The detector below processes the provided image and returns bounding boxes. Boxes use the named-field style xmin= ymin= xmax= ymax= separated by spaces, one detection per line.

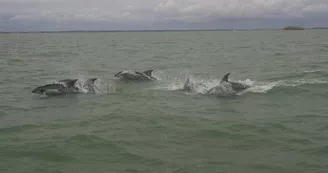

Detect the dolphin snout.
xmin=90 ymin=78 xmax=98 ymax=82
xmin=32 ymin=87 xmax=44 ymax=94
xmin=114 ymin=71 xmax=123 ymax=77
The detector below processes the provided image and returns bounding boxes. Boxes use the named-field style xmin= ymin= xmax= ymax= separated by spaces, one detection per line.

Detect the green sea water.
xmin=0 ymin=30 xmax=328 ymax=173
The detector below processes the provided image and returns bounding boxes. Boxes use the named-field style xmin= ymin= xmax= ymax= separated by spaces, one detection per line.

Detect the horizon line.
xmin=0 ymin=27 xmax=327 ymax=34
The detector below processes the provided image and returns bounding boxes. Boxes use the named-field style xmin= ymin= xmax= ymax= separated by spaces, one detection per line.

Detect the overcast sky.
xmin=1 ymin=0 xmax=328 ymax=31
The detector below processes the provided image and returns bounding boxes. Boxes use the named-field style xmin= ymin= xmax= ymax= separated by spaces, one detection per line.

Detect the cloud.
xmin=1 ymin=0 xmax=328 ymax=31
xmin=153 ymin=0 xmax=328 ymax=22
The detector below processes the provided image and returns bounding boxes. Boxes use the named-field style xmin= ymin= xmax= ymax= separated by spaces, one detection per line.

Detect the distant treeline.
xmin=282 ymin=26 xmax=328 ymax=30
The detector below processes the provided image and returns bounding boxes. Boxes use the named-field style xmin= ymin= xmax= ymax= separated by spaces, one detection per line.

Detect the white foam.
xmin=150 ymin=74 xmax=328 ymax=96
xmin=304 ymin=70 xmax=322 ymax=73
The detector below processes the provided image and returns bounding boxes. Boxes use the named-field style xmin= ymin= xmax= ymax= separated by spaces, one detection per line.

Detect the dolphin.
xmin=179 ymin=77 xmax=207 ymax=92
xmin=32 ymin=83 xmax=75 ymax=96
xmin=82 ymin=77 xmax=98 ymax=93
xmin=207 ymin=73 xmax=250 ymax=94
xmin=114 ymin=69 xmax=157 ymax=81
xmin=32 ymin=78 xmax=98 ymax=96
xmin=182 ymin=78 xmax=193 ymax=91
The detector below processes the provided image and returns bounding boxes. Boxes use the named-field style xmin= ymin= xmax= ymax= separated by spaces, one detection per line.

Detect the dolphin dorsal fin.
xmin=143 ymin=70 xmax=154 ymax=76
xmin=68 ymin=79 xmax=78 ymax=85
xmin=221 ymin=73 xmax=230 ymax=83
xmin=59 ymin=79 xmax=78 ymax=86
xmin=114 ymin=71 xmax=123 ymax=77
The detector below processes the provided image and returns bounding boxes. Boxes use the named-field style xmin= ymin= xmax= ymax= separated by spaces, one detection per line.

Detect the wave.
xmin=266 ymin=69 xmax=328 ymax=81
xmin=0 ymin=124 xmax=42 ymax=133
xmin=65 ymin=134 xmax=167 ymax=165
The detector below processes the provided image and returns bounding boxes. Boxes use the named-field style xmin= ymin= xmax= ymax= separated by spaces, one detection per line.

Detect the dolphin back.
xmin=58 ymin=79 xmax=78 ymax=87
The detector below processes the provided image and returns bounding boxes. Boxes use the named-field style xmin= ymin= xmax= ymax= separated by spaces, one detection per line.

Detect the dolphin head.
xmin=32 ymin=86 xmax=46 ymax=94
xmin=32 ymin=84 xmax=64 ymax=94
xmin=183 ymin=78 xmax=193 ymax=91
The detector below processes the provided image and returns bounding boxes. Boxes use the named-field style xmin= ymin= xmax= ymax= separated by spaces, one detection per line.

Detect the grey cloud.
xmin=1 ymin=0 xmax=328 ymax=31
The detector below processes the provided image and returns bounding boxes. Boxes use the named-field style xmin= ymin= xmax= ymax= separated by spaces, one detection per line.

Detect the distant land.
xmin=0 ymin=27 xmax=327 ymax=33
xmin=282 ymin=26 xmax=305 ymax=30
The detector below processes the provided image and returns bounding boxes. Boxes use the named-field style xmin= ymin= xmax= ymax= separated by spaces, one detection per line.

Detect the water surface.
xmin=1 ymin=30 xmax=328 ymax=173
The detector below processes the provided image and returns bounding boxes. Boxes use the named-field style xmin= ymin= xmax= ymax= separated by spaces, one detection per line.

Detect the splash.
xmin=151 ymin=73 xmax=328 ymax=96
xmin=153 ymin=74 xmax=250 ymax=96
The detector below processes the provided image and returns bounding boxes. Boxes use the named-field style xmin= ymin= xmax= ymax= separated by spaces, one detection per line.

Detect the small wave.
xmin=301 ymin=145 xmax=328 ymax=155
xmin=0 ymin=124 xmax=42 ymax=133
xmin=266 ymin=69 xmax=327 ymax=81
xmin=273 ymin=52 xmax=285 ymax=56
xmin=65 ymin=134 xmax=166 ymax=165
xmin=304 ymin=70 xmax=323 ymax=73
xmin=66 ymin=134 xmax=123 ymax=150
xmin=5 ymin=149 xmax=76 ymax=162
xmin=0 ymin=110 xmax=8 ymax=117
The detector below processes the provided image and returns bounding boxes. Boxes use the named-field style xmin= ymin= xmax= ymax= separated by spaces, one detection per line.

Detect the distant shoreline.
xmin=1 ymin=27 xmax=327 ymax=34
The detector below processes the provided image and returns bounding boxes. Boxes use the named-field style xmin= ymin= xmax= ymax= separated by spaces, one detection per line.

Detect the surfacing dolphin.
xmin=32 ymin=78 xmax=98 ymax=96
xmin=114 ymin=69 xmax=157 ymax=81
xmin=32 ymin=83 xmax=75 ymax=96
xmin=181 ymin=77 xmax=206 ymax=92
xmin=82 ymin=78 xmax=98 ymax=94
xmin=207 ymin=73 xmax=251 ymax=95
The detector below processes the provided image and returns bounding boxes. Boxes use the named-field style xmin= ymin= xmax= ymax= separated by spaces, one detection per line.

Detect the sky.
xmin=0 ymin=0 xmax=328 ymax=31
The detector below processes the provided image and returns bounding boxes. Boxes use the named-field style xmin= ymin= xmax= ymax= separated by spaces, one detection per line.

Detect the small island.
xmin=312 ymin=27 xmax=328 ymax=30
xmin=282 ymin=26 xmax=305 ymax=30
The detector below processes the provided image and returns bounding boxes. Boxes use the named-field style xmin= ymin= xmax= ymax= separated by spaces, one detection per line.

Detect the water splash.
xmin=151 ymin=73 xmax=328 ymax=96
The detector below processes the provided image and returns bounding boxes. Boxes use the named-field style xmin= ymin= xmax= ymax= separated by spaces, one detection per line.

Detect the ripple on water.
xmin=0 ymin=124 xmax=42 ymax=134
xmin=0 ymin=110 xmax=8 ymax=117
xmin=3 ymin=149 xmax=76 ymax=162
xmin=300 ymin=145 xmax=328 ymax=155
xmin=64 ymin=134 xmax=169 ymax=171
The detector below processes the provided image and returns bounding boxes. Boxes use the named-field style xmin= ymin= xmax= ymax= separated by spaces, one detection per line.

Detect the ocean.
xmin=0 ymin=30 xmax=328 ymax=173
